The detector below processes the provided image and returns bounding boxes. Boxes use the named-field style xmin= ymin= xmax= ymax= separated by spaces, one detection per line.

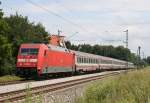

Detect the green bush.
xmin=77 ymin=68 xmax=150 ymax=103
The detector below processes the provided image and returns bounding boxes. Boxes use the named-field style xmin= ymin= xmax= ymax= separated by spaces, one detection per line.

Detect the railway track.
xmin=0 ymin=80 xmax=35 ymax=86
xmin=0 ymin=71 xmax=124 ymax=103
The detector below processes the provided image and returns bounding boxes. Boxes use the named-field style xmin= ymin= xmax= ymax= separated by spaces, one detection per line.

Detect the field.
xmin=0 ymin=75 xmax=23 ymax=83
xmin=76 ymin=67 xmax=150 ymax=103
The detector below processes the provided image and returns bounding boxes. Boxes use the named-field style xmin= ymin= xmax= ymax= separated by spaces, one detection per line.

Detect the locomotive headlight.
xmin=29 ymin=59 xmax=37 ymax=62
xmin=18 ymin=59 xmax=25 ymax=62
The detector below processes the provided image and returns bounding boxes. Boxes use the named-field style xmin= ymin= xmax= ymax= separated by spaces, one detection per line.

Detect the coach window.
xmin=85 ymin=58 xmax=87 ymax=63
xmin=96 ymin=59 xmax=98 ymax=63
xmin=84 ymin=58 xmax=86 ymax=63
xmin=82 ymin=58 xmax=84 ymax=63
xmin=81 ymin=57 xmax=83 ymax=63
xmin=98 ymin=59 xmax=100 ymax=64
xmin=94 ymin=59 xmax=96 ymax=63
xmin=89 ymin=59 xmax=91 ymax=64
xmin=88 ymin=58 xmax=90 ymax=63
xmin=81 ymin=58 xmax=83 ymax=63
xmin=78 ymin=57 xmax=80 ymax=63
xmin=83 ymin=58 xmax=85 ymax=63
xmin=80 ymin=58 xmax=82 ymax=63
xmin=79 ymin=58 xmax=81 ymax=63
xmin=91 ymin=59 xmax=93 ymax=64
xmin=101 ymin=59 xmax=103 ymax=64
xmin=77 ymin=57 xmax=79 ymax=63
xmin=101 ymin=59 xmax=105 ymax=64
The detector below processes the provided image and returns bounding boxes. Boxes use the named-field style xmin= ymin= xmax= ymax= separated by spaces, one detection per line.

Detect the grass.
xmin=0 ymin=75 xmax=23 ymax=83
xmin=76 ymin=67 xmax=150 ymax=103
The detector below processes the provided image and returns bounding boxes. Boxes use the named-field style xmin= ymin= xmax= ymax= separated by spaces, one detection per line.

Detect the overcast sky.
xmin=1 ymin=0 xmax=150 ymax=56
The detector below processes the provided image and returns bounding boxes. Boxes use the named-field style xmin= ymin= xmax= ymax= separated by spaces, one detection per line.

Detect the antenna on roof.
xmin=48 ymin=30 xmax=67 ymax=48
xmin=58 ymin=29 xmax=62 ymax=36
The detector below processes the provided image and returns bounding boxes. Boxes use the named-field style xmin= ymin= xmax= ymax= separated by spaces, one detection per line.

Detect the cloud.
xmin=2 ymin=0 xmax=150 ymax=56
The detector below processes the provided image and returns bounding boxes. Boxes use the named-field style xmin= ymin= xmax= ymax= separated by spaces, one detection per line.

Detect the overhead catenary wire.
xmin=24 ymin=0 xmax=110 ymax=40
xmin=24 ymin=0 xmax=124 ymax=44
xmin=25 ymin=0 xmax=94 ymax=34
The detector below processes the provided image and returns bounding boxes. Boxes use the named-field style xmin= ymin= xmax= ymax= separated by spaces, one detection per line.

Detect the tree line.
xmin=65 ymin=41 xmax=137 ymax=62
xmin=0 ymin=9 xmax=48 ymax=75
xmin=0 ymin=9 xmax=149 ymax=76
xmin=65 ymin=42 xmax=149 ymax=67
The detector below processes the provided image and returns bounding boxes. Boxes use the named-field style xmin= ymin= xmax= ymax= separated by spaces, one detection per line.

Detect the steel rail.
xmin=0 ymin=80 xmax=36 ymax=86
xmin=0 ymin=71 xmax=122 ymax=103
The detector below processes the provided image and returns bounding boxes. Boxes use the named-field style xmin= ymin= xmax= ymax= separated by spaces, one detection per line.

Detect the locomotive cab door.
xmin=43 ymin=50 xmax=48 ymax=73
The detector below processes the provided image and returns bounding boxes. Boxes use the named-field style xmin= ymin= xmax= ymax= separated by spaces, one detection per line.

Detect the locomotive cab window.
xmin=21 ymin=48 xmax=28 ymax=55
xmin=20 ymin=48 xmax=38 ymax=55
xmin=30 ymin=48 xmax=38 ymax=55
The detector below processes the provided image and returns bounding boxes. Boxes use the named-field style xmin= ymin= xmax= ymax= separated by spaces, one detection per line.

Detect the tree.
xmin=65 ymin=41 xmax=72 ymax=49
xmin=0 ymin=10 xmax=14 ymax=75
xmin=0 ymin=35 xmax=14 ymax=75
xmin=0 ymin=11 xmax=49 ymax=75
xmin=65 ymin=41 xmax=137 ymax=63
xmin=79 ymin=44 xmax=92 ymax=53
xmin=4 ymin=13 xmax=49 ymax=57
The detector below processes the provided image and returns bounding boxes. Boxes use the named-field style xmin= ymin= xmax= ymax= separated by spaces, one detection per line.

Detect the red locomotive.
xmin=16 ymin=35 xmax=134 ymax=78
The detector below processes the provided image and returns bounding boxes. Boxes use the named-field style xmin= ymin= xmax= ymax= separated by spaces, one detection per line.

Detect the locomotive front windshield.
xmin=21 ymin=48 xmax=39 ymax=55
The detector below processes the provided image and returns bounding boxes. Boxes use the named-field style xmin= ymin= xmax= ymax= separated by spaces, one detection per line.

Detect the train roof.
xmin=47 ymin=44 xmax=71 ymax=53
xmin=20 ymin=43 xmax=46 ymax=48
xmin=20 ymin=43 xmax=133 ymax=64
xmin=71 ymin=50 xmax=130 ymax=63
